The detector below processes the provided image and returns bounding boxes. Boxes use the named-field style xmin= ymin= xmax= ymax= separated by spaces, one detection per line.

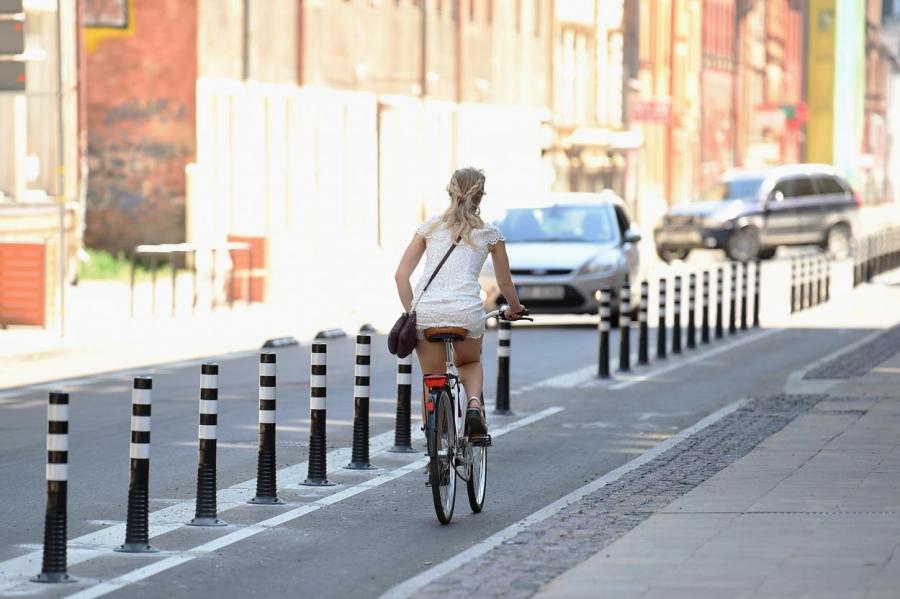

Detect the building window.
xmin=486 ymin=0 xmax=492 ymax=24
xmin=84 ymin=0 xmax=129 ymax=28
xmin=533 ymin=0 xmax=540 ymax=36
xmin=469 ymin=0 xmax=475 ymax=21
xmin=452 ymin=0 xmax=459 ymax=21
xmin=516 ymin=0 xmax=521 ymax=31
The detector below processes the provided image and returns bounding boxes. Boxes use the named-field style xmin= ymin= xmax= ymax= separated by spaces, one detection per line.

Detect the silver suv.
xmin=654 ymin=164 xmax=859 ymax=262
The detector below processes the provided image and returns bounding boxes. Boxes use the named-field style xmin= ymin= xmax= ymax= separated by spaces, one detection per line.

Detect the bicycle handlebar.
xmin=485 ymin=305 xmax=534 ymax=322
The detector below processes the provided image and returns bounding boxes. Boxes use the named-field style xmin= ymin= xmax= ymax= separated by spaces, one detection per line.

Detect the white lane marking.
xmin=0 ymin=365 xmax=555 ymax=590
xmin=63 ymin=407 xmax=564 ymax=599
xmin=784 ymin=326 xmax=895 ymax=394
xmin=0 ymin=427 xmax=409 ymax=591
xmin=379 ymin=399 xmax=748 ymax=599
xmin=607 ymin=328 xmax=784 ymax=390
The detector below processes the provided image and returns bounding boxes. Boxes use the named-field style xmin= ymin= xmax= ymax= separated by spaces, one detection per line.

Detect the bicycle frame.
xmin=423 ymin=339 xmax=470 ymax=479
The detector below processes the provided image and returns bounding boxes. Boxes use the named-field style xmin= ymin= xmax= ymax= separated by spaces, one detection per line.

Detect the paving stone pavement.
xmin=419 ymin=394 xmax=824 ymax=599
xmin=804 ymin=324 xmax=900 ymax=379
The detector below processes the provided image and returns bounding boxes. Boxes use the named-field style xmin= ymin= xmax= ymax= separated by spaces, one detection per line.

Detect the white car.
xmin=480 ymin=191 xmax=641 ymax=315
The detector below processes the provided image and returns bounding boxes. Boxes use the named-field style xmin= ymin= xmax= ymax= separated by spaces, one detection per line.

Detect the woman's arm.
xmin=490 ymin=241 xmax=525 ymax=318
xmin=395 ymin=234 xmax=427 ymax=312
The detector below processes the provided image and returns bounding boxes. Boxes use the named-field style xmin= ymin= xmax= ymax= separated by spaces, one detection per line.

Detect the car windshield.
xmin=698 ymin=178 xmax=763 ymax=202
xmin=496 ymin=205 xmax=616 ymax=243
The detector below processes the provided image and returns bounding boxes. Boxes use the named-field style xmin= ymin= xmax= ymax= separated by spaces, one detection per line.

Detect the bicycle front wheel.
xmin=428 ymin=388 xmax=457 ymax=524
xmin=466 ymin=444 xmax=487 ymax=512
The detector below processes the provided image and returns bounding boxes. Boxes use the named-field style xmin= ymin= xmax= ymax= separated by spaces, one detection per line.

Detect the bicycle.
xmin=421 ymin=306 xmax=533 ymax=524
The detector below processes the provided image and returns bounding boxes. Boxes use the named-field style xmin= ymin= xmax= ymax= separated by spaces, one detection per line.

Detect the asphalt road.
xmin=0 ymin=292 xmax=888 ymax=597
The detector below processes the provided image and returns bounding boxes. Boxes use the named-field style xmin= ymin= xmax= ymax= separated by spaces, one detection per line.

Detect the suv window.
xmin=812 ymin=176 xmax=847 ymax=195
xmin=773 ymin=177 xmax=817 ymax=199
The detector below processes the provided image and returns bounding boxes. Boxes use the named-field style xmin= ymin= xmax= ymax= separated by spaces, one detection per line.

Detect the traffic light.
xmin=0 ymin=0 xmax=25 ymax=92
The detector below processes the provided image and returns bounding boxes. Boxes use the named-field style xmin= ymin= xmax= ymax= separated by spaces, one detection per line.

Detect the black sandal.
xmin=466 ymin=397 xmax=488 ymax=437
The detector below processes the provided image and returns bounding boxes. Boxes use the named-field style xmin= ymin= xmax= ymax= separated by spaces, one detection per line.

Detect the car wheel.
xmin=757 ymin=247 xmax=777 ymax=260
xmin=825 ymin=225 xmax=851 ymax=260
xmin=656 ymin=247 xmax=691 ymax=263
xmin=726 ymin=228 xmax=760 ymax=262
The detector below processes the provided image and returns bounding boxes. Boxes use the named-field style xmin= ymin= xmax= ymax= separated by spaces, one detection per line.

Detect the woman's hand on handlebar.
xmin=503 ymin=305 xmax=530 ymax=321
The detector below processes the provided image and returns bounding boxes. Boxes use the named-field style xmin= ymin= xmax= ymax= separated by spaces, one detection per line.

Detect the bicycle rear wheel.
xmin=466 ymin=444 xmax=487 ymax=512
xmin=428 ymin=387 xmax=456 ymax=524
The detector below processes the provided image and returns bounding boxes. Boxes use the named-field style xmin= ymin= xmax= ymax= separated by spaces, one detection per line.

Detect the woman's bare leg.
xmin=414 ymin=338 xmax=446 ymax=423
xmin=453 ymin=337 xmax=484 ymax=407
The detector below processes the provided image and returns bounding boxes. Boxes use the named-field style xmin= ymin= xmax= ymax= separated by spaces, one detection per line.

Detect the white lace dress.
xmin=412 ymin=217 xmax=505 ymax=339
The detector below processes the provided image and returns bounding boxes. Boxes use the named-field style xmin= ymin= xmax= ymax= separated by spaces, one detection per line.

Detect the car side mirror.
xmin=623 ymin=229 xmax=642 ymax=245
xmin=768 ymin=190 xmax=784 ymax=205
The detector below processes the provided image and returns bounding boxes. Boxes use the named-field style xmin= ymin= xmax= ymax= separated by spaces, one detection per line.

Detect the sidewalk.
xmin=0 ymin=279 xmax=348 ymax=389
xmin=536 ymin=347 xmax=900 ymax=597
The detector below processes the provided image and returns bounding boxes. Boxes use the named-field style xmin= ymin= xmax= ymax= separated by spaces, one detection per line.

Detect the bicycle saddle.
xmin=424 ymin=326 xmax=468 ymax=342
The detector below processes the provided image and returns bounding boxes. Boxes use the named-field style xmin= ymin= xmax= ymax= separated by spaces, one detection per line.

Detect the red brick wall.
xmin=84 ymin=0 xmax=197 ymax=253
xmin=701 ymin=0 xmax=736 ymax=187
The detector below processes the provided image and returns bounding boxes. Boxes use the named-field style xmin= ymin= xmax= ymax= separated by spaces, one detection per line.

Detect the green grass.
xmin=79 ymin=249 xmax=131 ymax=280
xmin=79 ymin=249 xmax=171 ymax=282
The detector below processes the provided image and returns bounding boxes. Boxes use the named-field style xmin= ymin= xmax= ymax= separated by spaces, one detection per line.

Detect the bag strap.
xmin=411 ymin=235 xmax=462 ymax=311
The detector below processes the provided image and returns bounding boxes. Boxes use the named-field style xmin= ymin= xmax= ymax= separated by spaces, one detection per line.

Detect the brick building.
xmin=83 ymin=0 xmax=198 ymax=253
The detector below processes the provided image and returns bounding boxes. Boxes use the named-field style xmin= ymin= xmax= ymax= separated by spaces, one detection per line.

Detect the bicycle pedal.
xmin=470 ymin=433 xmax=492 ymax=447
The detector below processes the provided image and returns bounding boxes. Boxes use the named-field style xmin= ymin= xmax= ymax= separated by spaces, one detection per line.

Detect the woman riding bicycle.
xmin=394 ymin=167 xmax=527 ymax=436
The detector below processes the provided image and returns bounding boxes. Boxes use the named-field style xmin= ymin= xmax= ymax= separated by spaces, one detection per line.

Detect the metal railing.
xmin=129 ymin=242 xmax=254 ymax=318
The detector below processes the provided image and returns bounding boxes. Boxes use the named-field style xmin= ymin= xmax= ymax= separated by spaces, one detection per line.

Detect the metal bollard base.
xmin=387 ymin=445 xmax=419 ymax=453
xmin=247 ymin=496 xmax=284 ymax=505
xmin=114 ymin=542 xmax=159 ymax=553
xmin=31 ymin=572 xmax=77 ymax=584
xmin=187 ymin=516 xmax=227 ymax=527
xmin=300 ymin=478 xmax=336 ymax=487
xmin=344 ymin=462 xmax=377 ymax=470
xmin=492 ymin=408 xmax=513 ymax=416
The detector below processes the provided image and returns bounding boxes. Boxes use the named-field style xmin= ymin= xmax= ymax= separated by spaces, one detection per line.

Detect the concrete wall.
xmin=84 ymin=0 xmax=198 ymax=253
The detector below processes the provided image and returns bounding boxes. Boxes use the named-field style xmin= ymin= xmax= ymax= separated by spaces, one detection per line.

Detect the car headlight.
xmin=578 ymin=254 xmax=619 ymax=275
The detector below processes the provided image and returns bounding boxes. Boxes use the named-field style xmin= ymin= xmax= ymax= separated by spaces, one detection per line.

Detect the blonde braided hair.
xmin=431 ymin=167 xmax=486 ymax=245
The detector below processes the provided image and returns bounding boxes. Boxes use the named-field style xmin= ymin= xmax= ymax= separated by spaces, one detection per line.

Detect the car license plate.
xmin=517 ymin=285 xmax=565 ymax=300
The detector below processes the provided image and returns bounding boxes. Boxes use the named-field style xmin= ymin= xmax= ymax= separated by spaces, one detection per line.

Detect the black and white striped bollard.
xmin=389 ymin=355 xmax=417 ymax=452
xmin=806 ymin=256 xmax=815 ymax=308
xmin=701 ymin=270 xmax=710 ymax=343
xmin=790 ymin=259 xmax=797 ymax=313
xmin=816 ymin=256 xmax=823 ymax=305
xmin=598 ymin=288 xmax=611 ymax=378
xmin=728 ymin=264 xmax=737 ymax=334
xmin=31 ymin=392 xmax=75 ymax=583
xmin=715 ymin=267 xmax=724 ymax=339
xmin=753 ymin=259 xmax=761 ymax=327
xmin=304 ymin=343 xmax=333 ymax=486
xmin=249 ymin=353 xmax=282 ymax=504
xmin=686 ymin=273 xmax=696 ymax=349
xmin=801 ymin=256 xmax=809 ymax=309
xmin=347 ymin=335 xmax=375 ymax=470
xmin=189 ymin=363 xmax=225 ymax=525
xmin=740 ymin=262 xmax=748 ymax=330
xmin=672 ymin=275 xmax=682 ymax=354
xmin=495 ymin=320 xmax=512 ymax=414
xmin=619 ymin=280 xmax=631 ymax=372
xmin=638 ymin=281 xmax=649 ymax=366
xmin=116 ymin=377 xmax=157 ymax=553
xmin=657 ymin=278 xmax=667 ymax=359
